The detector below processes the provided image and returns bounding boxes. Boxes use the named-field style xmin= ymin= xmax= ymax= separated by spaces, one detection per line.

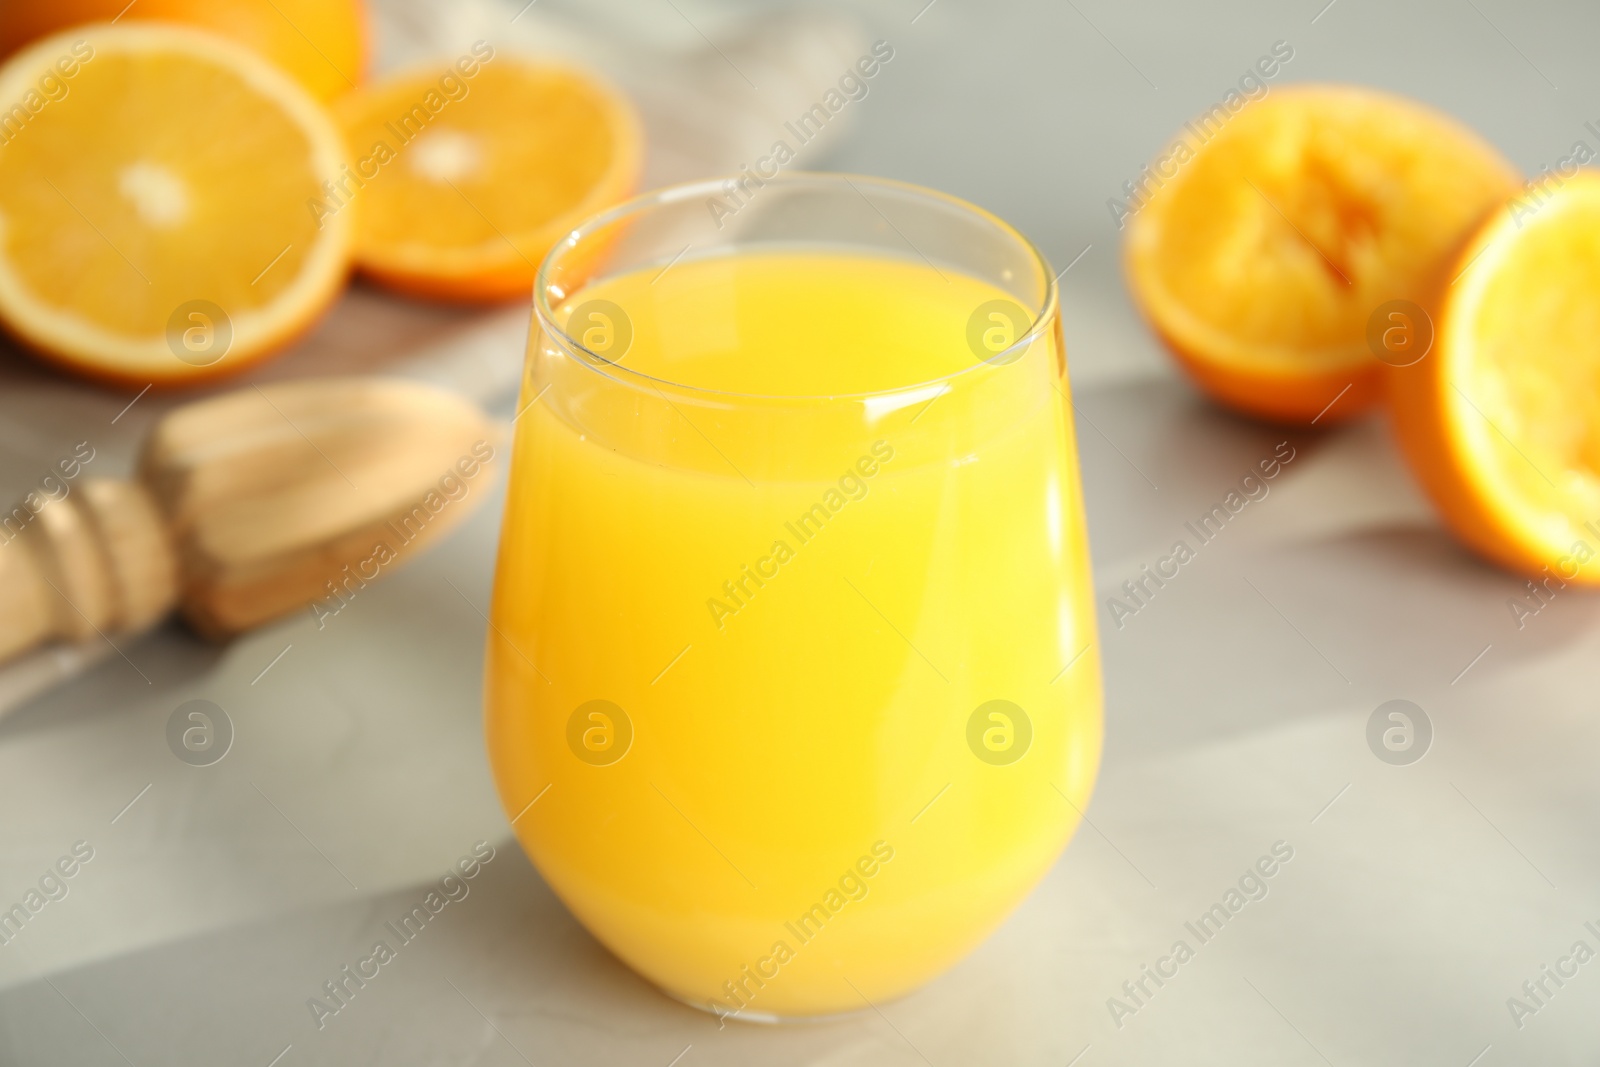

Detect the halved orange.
xmin=0 ymin=24 xmax=353 ymax=386
xmin=335 ymin=57 xmax=642 ymax=303
xmin=1125 ymin=84 xmax=1520 ymax=425
xmin=1388 ymin=172 xmax=1600 ymax=584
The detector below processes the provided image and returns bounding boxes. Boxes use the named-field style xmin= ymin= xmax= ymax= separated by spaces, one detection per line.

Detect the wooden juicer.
xmin=0 ymin=377 xmax=499 ymax=697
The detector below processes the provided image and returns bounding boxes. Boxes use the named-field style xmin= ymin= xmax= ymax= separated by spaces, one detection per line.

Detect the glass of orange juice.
xmin=485 ymin=174 xmax=1101 ymax=1020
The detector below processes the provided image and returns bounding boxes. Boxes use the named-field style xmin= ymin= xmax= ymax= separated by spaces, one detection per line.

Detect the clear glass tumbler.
xmin=485 ymin=173 xmax=1101 ymax=1020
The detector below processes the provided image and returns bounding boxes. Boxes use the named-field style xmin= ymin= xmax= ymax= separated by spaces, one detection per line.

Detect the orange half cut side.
xmin=1126 ymin=84 xmax=1520 ymax=425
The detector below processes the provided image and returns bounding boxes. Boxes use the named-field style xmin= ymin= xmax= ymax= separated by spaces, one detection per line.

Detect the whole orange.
xmin=0 ymin=0 xmax=366 ymax=101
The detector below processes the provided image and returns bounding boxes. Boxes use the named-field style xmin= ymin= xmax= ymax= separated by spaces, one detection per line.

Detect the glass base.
xmin=664 ymin=987 xmax=870 ymax=1027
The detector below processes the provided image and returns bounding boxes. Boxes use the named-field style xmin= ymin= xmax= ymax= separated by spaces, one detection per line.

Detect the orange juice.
xmin=486 ymin=246 xmax=1101 ymax=1018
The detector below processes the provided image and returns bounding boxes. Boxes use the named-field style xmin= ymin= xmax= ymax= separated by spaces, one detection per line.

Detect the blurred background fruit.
xmin=0 ymin=0 xmax=366 ymax=101
xmin=1125 ymin=84 xmax=1521 ymax=426
xmin=335 ymin=58 xmax=641 ymax=302
xmin=1388 ymin=171 xmax=1600 ymax=584
xmin=0 ymin=24 xmax=353 ymax=386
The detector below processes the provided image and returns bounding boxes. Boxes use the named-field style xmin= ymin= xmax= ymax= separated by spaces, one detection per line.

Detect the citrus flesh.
xmin=0 ymin=24 xmax=352 ymax=385
xmin=336 ymin=59 xmax=642 ymax=302
xmin=1390 ymin=172 xmax=1600 ymax=583
xmin=1126 ymin=84 xmax=1520 ymax=424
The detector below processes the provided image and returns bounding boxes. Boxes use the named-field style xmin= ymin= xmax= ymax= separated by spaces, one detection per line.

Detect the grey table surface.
xmin=4 ymin=0 xmax=1600 ymax=1063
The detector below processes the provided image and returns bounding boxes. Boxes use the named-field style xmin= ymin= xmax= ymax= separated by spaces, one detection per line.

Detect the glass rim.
xmin=532 ymin=172 xmax=1060 ymax=403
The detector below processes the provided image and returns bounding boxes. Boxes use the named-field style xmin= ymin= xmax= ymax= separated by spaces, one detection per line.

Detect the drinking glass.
xmin=485 ymin=173 xmax=1101 ymax=1019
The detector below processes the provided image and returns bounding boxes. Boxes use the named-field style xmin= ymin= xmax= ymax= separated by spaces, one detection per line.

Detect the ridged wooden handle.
xmin=0 ymin=377 xmax=497 ymax=669
xmin=0 ymin=480 xmax=177 ymax=662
